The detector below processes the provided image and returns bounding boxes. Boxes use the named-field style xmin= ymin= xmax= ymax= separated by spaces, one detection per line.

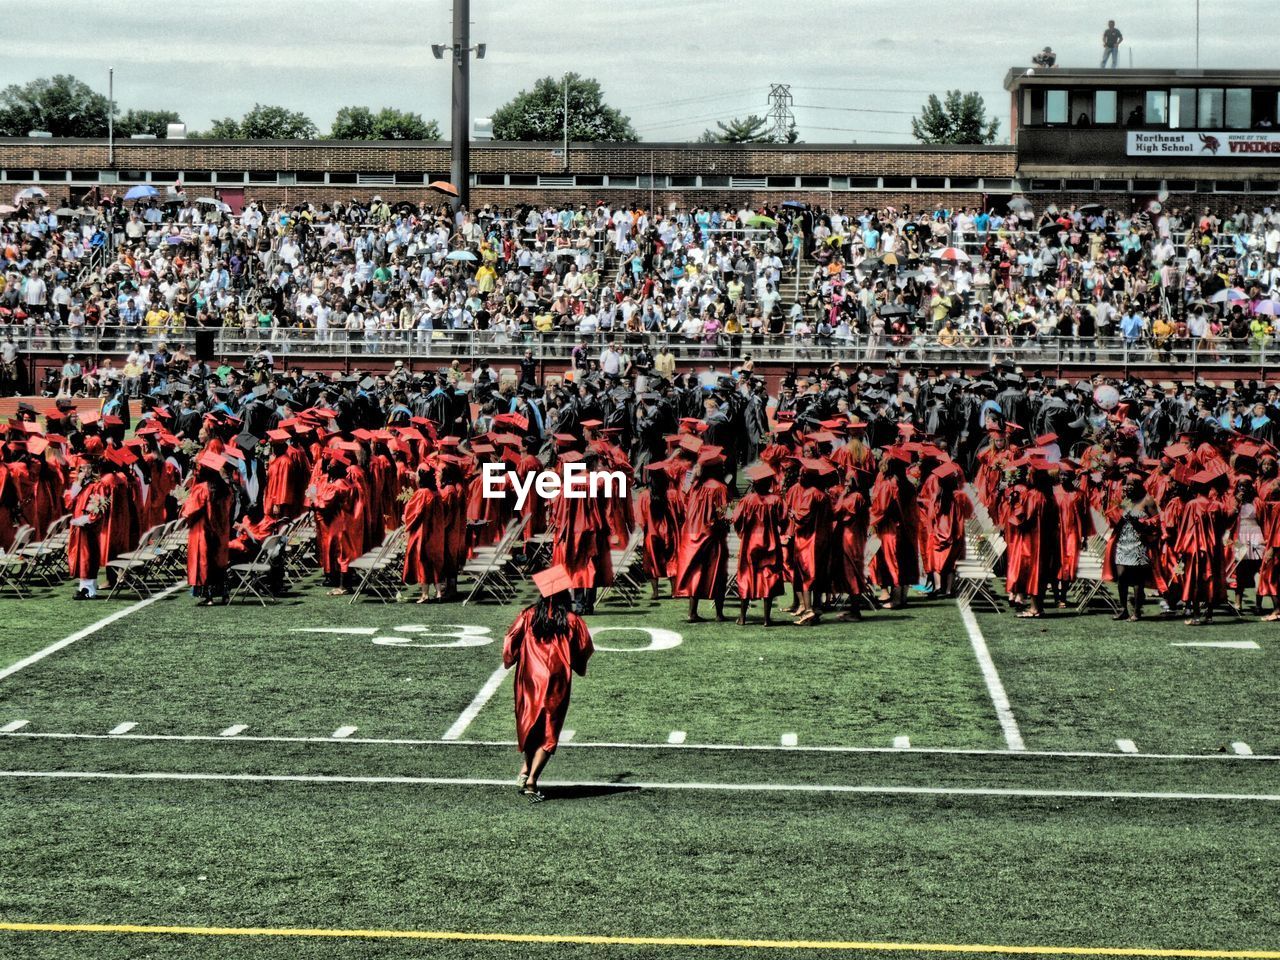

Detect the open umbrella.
xmin=1211 ymin=288 xmax=1247 ymax=304
xmin=553 ymin=248 xmax=582 ymax=258
xmin=780 ymin=200 xmax=807 ymax=209
xmin=1252 ymin=300 xmax=1280 ymax=316
xmin=1077 ymin=203 xmax=1104 ymax=214
xmin=124 ymin=184 xmax=158 ymax=200
xmin=745 ymin=214 xmax=777 ymax=228
xmin=428 ymin=180 xmax=460 ymax=197
xmin=446 ymin=250 xmax=477 ymax=262
xmin=53 ymin=207 xmax=75 ymax=216
xmin=13 ymin=186 xmax=46 ymax=203
xmin=932 ymin=247 xmax=970 ymax=262
xmin=1007 ymin=197 xmax=1033 ymax=214
xmin=0 ymin=204 xmax=15 ymax=214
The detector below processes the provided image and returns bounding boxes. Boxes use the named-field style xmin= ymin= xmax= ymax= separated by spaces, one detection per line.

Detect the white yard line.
xmin=219 ymin=725 xmax=248 ymax=738
xmin=4 ymin=729 xmax=1279 ymax=763
xmin=0 ymin=720 xmax=28 ymax=733
xmin=441 ymin=666 xmax=509 ymax=741
xmin=0 ymin=582 xmax=184 ymax=684
xmin=957 ymin=602 xmax=1026 ymax=751
xmin=2 ymin=767 xmax=1277 ymax=803
xmin=667 ymin=730 xmax=687 ymax=745
xmin=331 ymin=726 xmax=358 ymax=739
xmin=108 ymin=723 xmax=136 ymax=736
xmin=560 ymin=729 xmax=575 ymax=743
xmin=1232 ymin=742 xmax=1254 ymax=756
xmin=1117 ymin=739 xmax=1139 ymax=754
xmin=893 ymin=736 xmax=911 ymax=750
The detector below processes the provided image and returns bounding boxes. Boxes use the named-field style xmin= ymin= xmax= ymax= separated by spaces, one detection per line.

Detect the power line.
xmin=793 ymin=103 xmax=916 ymax=116
xmin=632 ymin=105 xmax=761 ymax=130
xmin=804 ymin=124 xmax=909 ymax=136
xmin=792 ymin=84 xmax=939 ymax=95
xmin=626 ymin=90 xmax=751 ymax=113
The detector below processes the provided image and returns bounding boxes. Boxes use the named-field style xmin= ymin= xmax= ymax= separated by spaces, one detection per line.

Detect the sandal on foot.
xmin=523 ymin=788 xmax=547 ymax=804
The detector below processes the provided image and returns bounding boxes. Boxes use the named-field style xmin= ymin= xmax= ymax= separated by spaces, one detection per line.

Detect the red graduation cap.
xmin=744 ymin=463 xmax=775 ymax=482
xmin=26 ymin=437 xmax=49 ymax=456
xmin=558 ymin=450 xmax=585 ymax=463
xmin=532 ymin=564 xmax=574 ymax=597
xmin=679 ymin=435 xmax=704 ymax=453
xmin=935 ymin=461 xmax=964 ymax=480
xmin=799 ymin=457 xmax=836 ymax=477
xmin=808 ymin=431 xmax=837 ymax=443
xmin=1035 ymin=433 xmax=1059 ymax=446
xmin=19 ymin=421 xmax=42 ymax=435
xmin=773 ymin=422 xmax=795 ymax=434
xmin=104 ymin=447 xmax=136 ymax=466
xmin=1163 ymin=443 xmax=1191 ymax=460
xmin=645 ymin=460 xmax=673 ymax=473
xmin=352 ymin=428 xmax=374 ymax=441
xmin=198 ymin=452 xmax=227 ymax=471
xmin=470 ymin=442 xmax=495 ymax=455
xmin=79 ymin=410 xmax=102 ymax=425
xmin=581 ymin=419 xmax=604 ymax=429
xmin=494 ymin=413 xmax=529 ymax=432
xmin=267 ymin=429 xmax=291 ymax=443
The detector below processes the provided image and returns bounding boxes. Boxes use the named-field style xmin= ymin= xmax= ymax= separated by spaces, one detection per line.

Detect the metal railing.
xmin=9 ymin=325 xmax=1280 ymax=374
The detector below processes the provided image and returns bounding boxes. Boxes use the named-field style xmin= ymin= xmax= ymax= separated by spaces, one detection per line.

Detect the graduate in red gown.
xmin=438 ymin=459 xmax=469 ymax=601
xmin=401 ymin=467 xmax=446 ymax=603
xmin=869 ymin=449 xmax=920 ymax=609
xmin=1052 ymin=465 xmax=1092 ymax=606
xmin=503 ymin=564 xmax=594 ymax=804
xmin=673 ymin=450 xmax=730 ymax=622
xmin=830 ymin=470 xmax=871 ymax=620
xmin=1005 ymin=464 xmax=1059 ymax=618
xmin=924 ymin=462 xmax=973 ymax=599
xmin=785 ymin=458 xmax=834 ymax=625
xmin=549 ymin=451 xmax=613 ymax=615
xmin=635 ymin=461 xmax=679 ymax=599
xmin=262 ymin=430 xmax=308 ymax=520
xmin=308 ymin=454 xmax=362 ymax=595
xmin=65 ymin=458 xmax=110 ymax=599
xmin=732 ymin=463 xmax=787 ymax=625
xmin=1255 ymin=484 xmax=1280 ymax=620
xmin=181 ymin=451 xmax=233 ymax=605
xmin=1174 ymin=467 xmax=1230 ymax=625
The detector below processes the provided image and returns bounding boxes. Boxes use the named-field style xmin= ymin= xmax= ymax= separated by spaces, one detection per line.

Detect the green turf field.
xmin=2 ymin=578 xmax=1279 ymax=958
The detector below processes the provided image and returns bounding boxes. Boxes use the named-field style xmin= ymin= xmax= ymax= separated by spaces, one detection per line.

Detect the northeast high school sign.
xmin=1127 ymin=131 xmax=1280 ymax=156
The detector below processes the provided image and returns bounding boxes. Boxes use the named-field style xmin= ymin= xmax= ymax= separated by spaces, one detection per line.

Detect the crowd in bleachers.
xmin=5 ymin=189 xmax=1280 ymax=398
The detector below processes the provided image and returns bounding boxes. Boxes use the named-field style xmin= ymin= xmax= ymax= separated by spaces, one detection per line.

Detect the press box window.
xmin=475 ymin=173 xmax=505 ymax=186
xmin=1226 ymin=89 xmax=1251 ymax=129
xmin=1045 ymin=90 xmax=1069 ymax=125
xmin=1197 ymin=89 xmax=1224 ymax=129
xmin=667 ymin=176 xmax=696 ymax=187
xmin=1144 ymin=90 xmax=1168 ymax=125
xmin=1094 ymin=90 xmax=1118 ymax=125
xmin=1169 ymin=88 xmax=1196 ymax=128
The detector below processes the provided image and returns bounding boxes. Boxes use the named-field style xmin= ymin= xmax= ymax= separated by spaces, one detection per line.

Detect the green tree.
xmin=0 ymin=74 xmax=110 ymax=137
xmin=196 ymin=103 xmax=317 ymax=140
xmin=329 ymin=106 xmax=440 ymax=140
xmin=911 ymin=90 xmax=1000 ymax=145
xmin=699 ymin=114 xmax=797 ymax=144
xmin=117 ymin=109 xmax=182 ymax=139
xmin=491 ymin=73 xmax=635 ymax=141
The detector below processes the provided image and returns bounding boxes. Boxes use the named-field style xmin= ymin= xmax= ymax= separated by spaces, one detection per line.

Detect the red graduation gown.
xmin=1054 ymin=488 xmax=1092 ymax=581
xmin=502 ymin=606 xmax=593 ymax=754
xmin=673 ymin=478 xmax=729 ymax=599
xmin=869 ymin=474 xmax=920 ymax=587
xmin=1005 ymin=487 xmax=1056 ymax=597
xmin=550 ymin=488 xmax=613 ymax=590
xmin=1255 ymin=497 xmax=1280 ymax=597
xmin=785 ymin=484 xmax=831 ymax=592
xmin=635 ymin=487 xmax=678 ymax=580
xmin=66 ymin=479 xmax=108 ymax=579
xmin=830 ymin=490 xmax=870 ymax=595
xmin=402 ymin=488 xmax=445 ymax=586
xmin=310 ymin=476 xmax=360 ymax=574
xmin=927 ymin=489 xmax=973 ymax=577
xmin=181 ymin=481 xmax=231 ymax=587
xmin=732 ymin=490 xmax=787 ymax=599
xmin=1174 ymin=495 xmax=1228 ymax=605
xmin=263 ymin=447 xmax=307 ymax=520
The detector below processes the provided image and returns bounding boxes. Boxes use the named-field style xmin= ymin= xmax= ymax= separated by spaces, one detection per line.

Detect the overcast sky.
xmin=5 ymin=0 xmax=1270 ymax=142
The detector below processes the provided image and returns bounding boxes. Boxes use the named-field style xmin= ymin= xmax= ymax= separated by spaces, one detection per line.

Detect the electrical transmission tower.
xmin=766 ymin=83 xmax=795 ymax=142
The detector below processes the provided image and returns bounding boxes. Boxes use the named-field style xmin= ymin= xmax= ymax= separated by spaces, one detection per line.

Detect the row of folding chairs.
xmin=596 ymin=527 xmax=645 ymax=607
xmin=0 ymin=515 xmax=77 ymax=597
xmin=462 ymin=515 xmax=531 ymax=605
xmin=347 ymin=525 xmax=409 ymax=605
xmin=958 ymin=487 xmax=1008 ymax=612
xmin=106 ymin=519 xmax=189 ymax=600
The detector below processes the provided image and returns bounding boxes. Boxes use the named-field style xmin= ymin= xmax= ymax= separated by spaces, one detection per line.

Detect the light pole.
xmin=431 ymin=0 xmax=485 ymax=211
xmin=1195 ymin=0 xmax=1200 ymax=68
xmin=108 ymin=66 xmax=114 ymax=168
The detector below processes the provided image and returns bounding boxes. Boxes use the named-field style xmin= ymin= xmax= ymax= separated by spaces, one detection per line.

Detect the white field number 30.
xmin=295 ymin=624 xmax=682 ymax=652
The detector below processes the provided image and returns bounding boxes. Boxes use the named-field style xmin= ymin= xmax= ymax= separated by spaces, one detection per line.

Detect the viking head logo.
xmin=1199 ymin=134 xmax=1222 ymax=154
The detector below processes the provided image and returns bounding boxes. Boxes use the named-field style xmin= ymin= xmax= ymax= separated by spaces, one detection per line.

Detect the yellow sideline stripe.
xmin=0 ymin=921 xmax=1278 ymax=957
